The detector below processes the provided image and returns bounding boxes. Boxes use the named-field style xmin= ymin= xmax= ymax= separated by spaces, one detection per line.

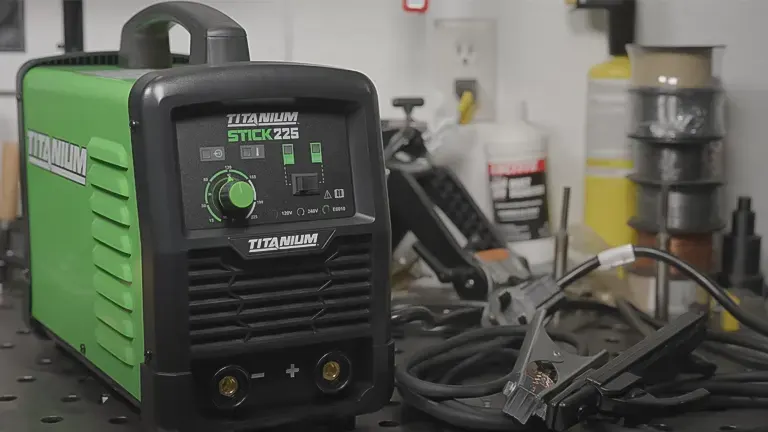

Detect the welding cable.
xmin=613 ymin=295 xmax=768 ymax=369
xmin=394 ymin=325 xmax=586 ymax=430
xmin=390 ymin=305 xmax=484 ymax=330
xmin=631 ymin=246 xmax=768 ymax=338
xmin=560 ymin=245 xmax=768 ymax=338
xmin=565 ymin=298 xmax=768 ymax=369
xmin=651 ymin=381 xmax=768 ymax=407
xmin=648 ymin=371 xmax=768 ymax=395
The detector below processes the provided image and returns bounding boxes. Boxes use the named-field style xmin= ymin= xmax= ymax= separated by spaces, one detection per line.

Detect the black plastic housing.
xmin=17 ymin=51 xmax=392 ymax=431
xmin=129 ymin=62 xmax=393 ymax=431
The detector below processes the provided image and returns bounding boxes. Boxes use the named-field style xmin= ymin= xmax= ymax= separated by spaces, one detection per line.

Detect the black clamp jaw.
xmin=502 ymin=309 xmax=712 ymax=431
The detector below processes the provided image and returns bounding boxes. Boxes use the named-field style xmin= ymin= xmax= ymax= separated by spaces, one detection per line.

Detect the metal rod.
xmin=655 ymin=184 xmax=671 ymax=321
xmin=553 ymin=187 xmax=571 ymax=280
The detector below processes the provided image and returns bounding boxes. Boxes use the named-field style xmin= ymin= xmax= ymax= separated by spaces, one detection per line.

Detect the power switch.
xmin=292 ymin=173 xmax=320 ymax=196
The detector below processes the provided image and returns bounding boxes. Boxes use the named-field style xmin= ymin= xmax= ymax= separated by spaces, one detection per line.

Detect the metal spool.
xmin=628 ymin=88 xmax=725 ymax=141
xmin=632 ymin=184 xmax=723 ymax=233
xmin=632 ymin=140 xmax=723 ymax=183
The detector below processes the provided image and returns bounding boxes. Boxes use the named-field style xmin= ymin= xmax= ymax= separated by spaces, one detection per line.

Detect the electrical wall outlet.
xmin=431 ymin=19 xmax=498 ymax=122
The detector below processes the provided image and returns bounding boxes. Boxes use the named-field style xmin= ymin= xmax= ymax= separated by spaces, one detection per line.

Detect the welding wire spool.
xmin=631 ymin=140 xmax=724 ymax=184
xmin=630 ymin=183 xmax=723 ymax=233
xmin=627 ymin=88 xmax=725 ymax=141
xmin=631 ymin=231 xmax=715 ymax=278
xmin=628 ymin=45 xmax=720 ymax=89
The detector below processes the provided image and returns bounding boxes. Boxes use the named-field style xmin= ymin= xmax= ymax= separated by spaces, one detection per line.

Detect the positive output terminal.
xmin=314 ymin=351 xmax=353 ymax=395
xmin=211 ymin=365 xmax=250 ymax=409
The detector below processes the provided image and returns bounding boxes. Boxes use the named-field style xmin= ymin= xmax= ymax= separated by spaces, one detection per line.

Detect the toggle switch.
xmin=292 ymin=173 xmax=320 ymax=196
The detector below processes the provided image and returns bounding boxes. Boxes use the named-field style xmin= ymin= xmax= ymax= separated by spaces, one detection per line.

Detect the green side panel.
xmin=23 ymin=66 xmax=144 ymax=400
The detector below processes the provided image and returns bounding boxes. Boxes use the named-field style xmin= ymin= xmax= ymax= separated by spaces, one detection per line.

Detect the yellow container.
xmin=584 ymin=56 xmax=636 ymax=247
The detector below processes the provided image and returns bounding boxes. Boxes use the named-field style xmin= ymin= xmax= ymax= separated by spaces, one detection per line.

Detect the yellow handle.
xmin=458 ymin=91 xmax=476 ymax=125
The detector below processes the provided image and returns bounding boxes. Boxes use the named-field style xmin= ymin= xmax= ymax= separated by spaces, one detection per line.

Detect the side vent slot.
xmin=188 ymin=235 xmax=374 ymax=355
xmin=87 ymin=137 xmax=137 ymax=367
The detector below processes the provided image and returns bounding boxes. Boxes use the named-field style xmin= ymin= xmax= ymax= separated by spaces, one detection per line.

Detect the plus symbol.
xmin=286 ymin=364 xmax=300 ymax=378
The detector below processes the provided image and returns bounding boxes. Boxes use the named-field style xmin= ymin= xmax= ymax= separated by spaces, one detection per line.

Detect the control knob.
xmin=218 ymin=180 xmax=255 ymax=216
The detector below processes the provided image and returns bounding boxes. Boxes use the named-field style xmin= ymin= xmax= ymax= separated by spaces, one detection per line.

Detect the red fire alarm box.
xmin=403 ymin=0 xmax=428 ymax=13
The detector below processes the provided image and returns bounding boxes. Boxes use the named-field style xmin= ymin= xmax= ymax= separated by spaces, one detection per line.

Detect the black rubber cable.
xmin=620 ymin=297 xmax=768 ymax=370
xmin=615 ymin=296 xmax=768 ymax=368
xmin=394 ymin=247 xmax=768 ymax=428
xmin=633 ymin=247 xmax=768 ymax=338
xmin=661 ymin=382 xmax=768 ymax=398
xmin=394 ymin=325 xmax=585 ymax=430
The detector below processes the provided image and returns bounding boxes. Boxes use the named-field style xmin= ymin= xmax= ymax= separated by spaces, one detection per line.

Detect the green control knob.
xmin=218 ymin=180 xmax=255 ymax=213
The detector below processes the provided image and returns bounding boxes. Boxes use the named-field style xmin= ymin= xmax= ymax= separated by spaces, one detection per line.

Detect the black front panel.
xmin=176 ymin=105 xmax=356 ymax=230
xmin=129 ymin=62 xmax=392 ymax=430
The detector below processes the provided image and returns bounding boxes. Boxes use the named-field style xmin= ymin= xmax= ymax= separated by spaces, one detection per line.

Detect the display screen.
xmin=175 ymin=106 xmax=356 ymax=230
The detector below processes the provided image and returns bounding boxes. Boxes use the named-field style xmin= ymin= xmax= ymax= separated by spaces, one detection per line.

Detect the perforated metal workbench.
xmin=0 ymin=284 xmax=765 ymax=432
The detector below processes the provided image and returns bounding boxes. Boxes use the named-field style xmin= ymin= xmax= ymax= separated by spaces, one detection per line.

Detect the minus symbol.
xmin=251 ymin=372 xmax=265 ymax=379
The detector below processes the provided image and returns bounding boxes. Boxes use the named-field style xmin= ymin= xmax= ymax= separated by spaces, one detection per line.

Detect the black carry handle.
xmin=118 ymin=1 xmax=250 ymax=69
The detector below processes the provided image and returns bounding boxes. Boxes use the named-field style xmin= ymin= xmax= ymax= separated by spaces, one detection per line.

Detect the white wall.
xmin=82 ymin=0 xmax=428 ymax=120
xmin=1 ymin=0 xmax=768 ymax=270
xmin=0 ymin=0 xmax=63 ymax=142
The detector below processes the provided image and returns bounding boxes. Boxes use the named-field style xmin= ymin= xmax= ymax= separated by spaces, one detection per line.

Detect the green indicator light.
xmin=310 ymin=142 xmax=323 ymax=164
xmin=282 ymin=144 xmax=295 ymax=165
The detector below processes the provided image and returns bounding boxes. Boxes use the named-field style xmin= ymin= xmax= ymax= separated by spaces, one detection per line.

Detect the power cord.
xmin=395 ymin=245 xmax=768 ymax=430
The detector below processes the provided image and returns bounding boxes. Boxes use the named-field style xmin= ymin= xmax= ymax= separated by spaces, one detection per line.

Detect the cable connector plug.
xmin=597 ymin=244 xmax=636 ymax=270
xmin=482 ymin=275 xmax=564 ymax=326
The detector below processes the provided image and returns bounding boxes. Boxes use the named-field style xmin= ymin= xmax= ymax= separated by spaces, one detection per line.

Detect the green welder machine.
xmin=17 ymin=2 xmax=393 ymax=430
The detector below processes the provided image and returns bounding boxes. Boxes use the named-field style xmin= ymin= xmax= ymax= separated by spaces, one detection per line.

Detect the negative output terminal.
xmin=211 ymin=365 xmax=250 ymax=409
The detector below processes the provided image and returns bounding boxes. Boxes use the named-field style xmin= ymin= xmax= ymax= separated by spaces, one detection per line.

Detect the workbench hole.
xmin=61 ymin=394 xmax=79 ymax=403
xmin=41 ymin=416 xmax=63 ymax=424
xmin=720 ymin=427 xmax=737 ymax=431
xmin=394 ymin=347 xmax=404 ymax=354
xmin=109 ymin=416 xmax=129 ymax=425
xmin=16 ymin=328 xmax=31 ymax=335
xmin=1 ymin=342 xmax=14 ymax=349
xmin=386 ymin=400 xmax=401 ymax=407
xmin=650 ymin=424 xmax=672 ymax=431
xmin=0 ymin=395 xmax=17 ymax=402
xmin=604 ymin=336 xmax=621 ymax=344
xmin=379 ymin=420 xmax=400 ymax=428
xmin=38 ymin=358 xmax=53 ymax=365
xmin=17 ymin=375 xmax=36 ymax=383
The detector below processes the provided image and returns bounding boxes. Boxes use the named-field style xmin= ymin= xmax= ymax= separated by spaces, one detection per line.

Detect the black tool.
xmin=719 ymin=196 xmax=764 ymax=294
xmin=385 ymin=98 xmax=530 ymax=300
xmin=502 ymin=309 xmax=710 ymax=431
